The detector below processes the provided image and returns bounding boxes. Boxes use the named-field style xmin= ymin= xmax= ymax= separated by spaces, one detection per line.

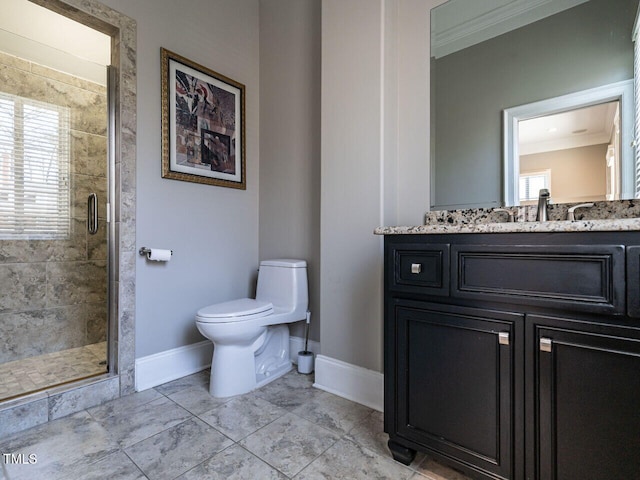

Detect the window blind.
xmin=519 ymin=172 xmax=549 ymax=202
xmin=633 ymin=5 xmax=640 ymax=198
xmin=0 ymin=92 xmax=70 ymax=239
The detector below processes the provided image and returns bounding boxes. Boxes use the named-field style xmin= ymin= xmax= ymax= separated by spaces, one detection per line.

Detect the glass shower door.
xmin=0 ymin=44 xmax=109 ymax=401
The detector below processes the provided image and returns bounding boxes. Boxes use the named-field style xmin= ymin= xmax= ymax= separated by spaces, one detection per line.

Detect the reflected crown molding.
xmin=431 ymin=0 xmax=588 ymax=59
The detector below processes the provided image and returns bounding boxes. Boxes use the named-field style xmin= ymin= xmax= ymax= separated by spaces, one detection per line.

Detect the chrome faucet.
xmin=567 ymin=202 xmax=594 ymax=221
xmin=536 ymin=189 xmax=550 ymax=221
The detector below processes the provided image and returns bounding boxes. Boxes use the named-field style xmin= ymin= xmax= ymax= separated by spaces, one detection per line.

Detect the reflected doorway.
xmin=518 ymin=101 xmax=620 ymax=204
xmin=503 ymin=80 xmax=634 ymax=206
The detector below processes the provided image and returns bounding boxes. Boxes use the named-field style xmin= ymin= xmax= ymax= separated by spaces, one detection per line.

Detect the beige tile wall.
xmin=0 ymin=50 xmax=108 ymax=364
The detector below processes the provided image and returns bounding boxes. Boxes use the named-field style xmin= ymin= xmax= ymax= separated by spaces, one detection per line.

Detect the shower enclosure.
xmin=0 ymin=33 xmax=110 ymax=401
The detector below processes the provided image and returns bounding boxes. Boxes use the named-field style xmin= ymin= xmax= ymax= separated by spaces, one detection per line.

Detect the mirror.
xmin=430 ymin=0 xmax=637 ymax=210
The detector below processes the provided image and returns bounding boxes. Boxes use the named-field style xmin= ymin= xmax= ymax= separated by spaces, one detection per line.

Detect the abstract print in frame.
xmin=161 ymin=48 xmax=246 ymax=189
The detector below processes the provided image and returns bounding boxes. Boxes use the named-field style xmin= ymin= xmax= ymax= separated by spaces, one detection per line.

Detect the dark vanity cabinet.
xmin=530 ymin=316 xmax=640 ymax=480
xmin=391 ymin=301 xmax=521 ymax=479
xmin=384 ymin=232 xmax=640 ymax=480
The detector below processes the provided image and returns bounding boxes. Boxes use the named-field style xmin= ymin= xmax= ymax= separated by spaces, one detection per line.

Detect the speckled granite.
xmin=375 ymin=200 xmax=640 ymax=235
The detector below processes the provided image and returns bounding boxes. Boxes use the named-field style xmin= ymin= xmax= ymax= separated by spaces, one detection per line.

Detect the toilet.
xmin=195 ymin=259 xmax=308 ymax=397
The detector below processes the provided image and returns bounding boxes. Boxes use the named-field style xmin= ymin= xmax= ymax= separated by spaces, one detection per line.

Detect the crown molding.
xmin=432 ymin=0 xmax=588 ymax=59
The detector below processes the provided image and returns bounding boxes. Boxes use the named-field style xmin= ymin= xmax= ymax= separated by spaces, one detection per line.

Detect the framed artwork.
xmin=161 ymin=48 xmax=246 ymax=189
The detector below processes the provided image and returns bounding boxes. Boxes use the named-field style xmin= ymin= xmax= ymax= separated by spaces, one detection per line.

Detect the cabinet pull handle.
xmin=498 ymin=332 xmax=510 ymax=346
xmin=540 ymin=337 xmax=552 ymax=353
xmin=411 ymin=263 xmax=422 ymax=274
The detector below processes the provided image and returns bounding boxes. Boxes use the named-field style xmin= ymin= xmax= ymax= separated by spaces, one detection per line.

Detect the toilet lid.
xmin=196 ymin=298 xmax=273 ymax=322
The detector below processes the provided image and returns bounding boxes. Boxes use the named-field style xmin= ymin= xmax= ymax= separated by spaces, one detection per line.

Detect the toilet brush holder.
xmin=298 ymin=310 xmax=314 ymax=374
xmin=297 ymin=350 xmax=314 ymax=374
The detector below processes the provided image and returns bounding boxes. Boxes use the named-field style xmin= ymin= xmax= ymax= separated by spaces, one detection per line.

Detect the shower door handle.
xmin=88 ymin=193 xmax=98 ymax=235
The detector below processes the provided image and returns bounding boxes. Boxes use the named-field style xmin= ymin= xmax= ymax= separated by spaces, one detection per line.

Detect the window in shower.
xmin=0 ymin=93 xmax=70 ymax=240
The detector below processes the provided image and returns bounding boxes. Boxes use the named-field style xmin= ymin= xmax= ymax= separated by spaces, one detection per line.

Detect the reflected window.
xmin=0 ymin=92 xmax=70 ymax=239
xmin=519 ymin=170 xmax=550 ymax=202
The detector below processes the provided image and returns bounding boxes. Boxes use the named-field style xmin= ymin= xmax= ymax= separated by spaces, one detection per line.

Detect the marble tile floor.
xmin=0 ymin=342 xmax=107 ymax=402
xmin=0 ymin=370 xmax=471 ymax=480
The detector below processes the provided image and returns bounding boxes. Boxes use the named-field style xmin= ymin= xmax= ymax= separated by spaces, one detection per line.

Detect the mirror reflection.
xmin=430 ymin=0 xmax=637 ymax=210
xmin=503 ymin=79 xmax=634 ymax=205
xmin=519 ymin=101 xmax=619 ymax=204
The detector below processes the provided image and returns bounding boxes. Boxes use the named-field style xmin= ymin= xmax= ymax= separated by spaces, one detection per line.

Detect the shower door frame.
xmin=0 ymin=0 xmax=137 ymax=428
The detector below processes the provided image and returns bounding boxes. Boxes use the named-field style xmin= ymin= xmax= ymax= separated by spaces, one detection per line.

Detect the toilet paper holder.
xmin=139 ymin=247 xmax=173 ymax=256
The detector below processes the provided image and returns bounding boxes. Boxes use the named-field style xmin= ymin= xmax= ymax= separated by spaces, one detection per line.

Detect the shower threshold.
xmin=0 ymin=342 xmax=107 ymax=402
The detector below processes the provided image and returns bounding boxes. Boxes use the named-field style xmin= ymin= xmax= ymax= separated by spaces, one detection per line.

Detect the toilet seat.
xmin=196 ymin=298 xmax=273 ymax=323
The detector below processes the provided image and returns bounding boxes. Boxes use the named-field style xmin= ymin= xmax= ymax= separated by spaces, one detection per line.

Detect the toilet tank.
xmin=256 ymin=259 xmax=308 ymax=314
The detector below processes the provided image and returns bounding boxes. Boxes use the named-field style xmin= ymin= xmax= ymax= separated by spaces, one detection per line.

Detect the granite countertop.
xmin=375 ymin=218 xmax=640 ymax=235
xmin=375 ymin=200 xmax=640 ymax=235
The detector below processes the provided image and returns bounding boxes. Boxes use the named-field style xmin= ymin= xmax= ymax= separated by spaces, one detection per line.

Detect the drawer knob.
xmin=411 ymin=263 xmax=422 ymax=274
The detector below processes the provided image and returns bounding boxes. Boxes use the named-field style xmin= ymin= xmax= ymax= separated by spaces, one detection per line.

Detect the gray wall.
xmin=98 ymin=0 xmax=261 ymax=358
xmin=99 ymin=0 xmax=322 ymax=358
xmin=30 ymin=0 xmax=437 ymax=379
xmin=258 ymin=0 xmax=321 ymax=342
xmin=321 ymin=0 xmax=386 ymax=372
xmin=432 ymin=0 xmax=635 ymax=210
xmin=321 ymin=0 xmax=436 ymax=372
xmin=0 ymin=51 xmax=107 ymax=363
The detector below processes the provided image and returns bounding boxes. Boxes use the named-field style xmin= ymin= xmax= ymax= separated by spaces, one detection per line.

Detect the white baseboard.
xmin=135 ymin=336 xmax=322 ymax=391
xmin=135 ymin=340 xmax=212 ymax=391
xmin=313 ymin=355 xmax=383 ymax=412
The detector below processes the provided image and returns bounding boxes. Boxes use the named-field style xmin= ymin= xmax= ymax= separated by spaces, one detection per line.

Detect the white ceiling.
xmin=518 ymin=101 xmax=618 ymax=156
xmin=0 ymin=0 xmax=110 ymax=84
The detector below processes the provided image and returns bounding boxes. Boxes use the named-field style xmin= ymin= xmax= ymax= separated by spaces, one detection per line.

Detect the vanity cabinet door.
xmin=393 ymin=301 xmax=522 ymax=480
xmin=532 ymin=318 xmax=640 ymax=480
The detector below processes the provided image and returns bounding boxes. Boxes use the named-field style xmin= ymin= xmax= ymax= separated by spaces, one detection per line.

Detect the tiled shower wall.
xmin=0 ymin=50 xmax=108 ymax=364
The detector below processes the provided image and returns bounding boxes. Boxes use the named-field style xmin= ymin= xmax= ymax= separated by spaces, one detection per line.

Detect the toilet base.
xmin=208 ymin=324 xmax=292 ymax=397
xmin=256 ymin=362 xmax=292 ymax=389
xmin=255 ymin=324 xmax=291 ymax=384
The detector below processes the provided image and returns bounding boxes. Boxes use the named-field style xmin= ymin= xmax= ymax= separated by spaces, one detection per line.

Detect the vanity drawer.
xmin=452 ymin=244 xmax=625 ymax=314
xmin=389 ymin=244 xmax=450 ymax=296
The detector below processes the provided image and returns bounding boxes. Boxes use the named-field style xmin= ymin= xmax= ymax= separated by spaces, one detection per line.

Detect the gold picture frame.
xmin=161 ymin=48 xmax=246 ymax=189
